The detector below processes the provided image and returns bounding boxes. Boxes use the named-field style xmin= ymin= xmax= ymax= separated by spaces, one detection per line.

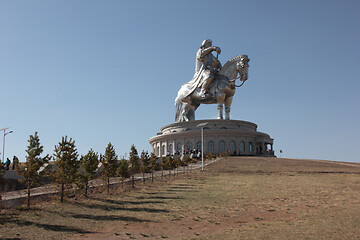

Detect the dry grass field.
xmin=1 ymin=157 xmax=360 ymax=240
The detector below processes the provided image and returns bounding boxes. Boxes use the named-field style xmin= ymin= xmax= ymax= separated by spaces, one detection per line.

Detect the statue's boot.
xmin=199 ymin=89 xmax=206 ymax=98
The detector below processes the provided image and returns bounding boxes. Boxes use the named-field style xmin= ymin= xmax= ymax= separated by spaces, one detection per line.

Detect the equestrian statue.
xmin=175 ymin=39 xmax=250 ymax=122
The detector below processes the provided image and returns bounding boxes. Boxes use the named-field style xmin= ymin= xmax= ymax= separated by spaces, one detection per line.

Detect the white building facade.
xmin=149 ymin=119 xmax=274 ymax=157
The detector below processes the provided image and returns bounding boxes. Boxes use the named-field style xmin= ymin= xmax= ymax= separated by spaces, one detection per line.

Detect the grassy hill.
xmin=1 ymin=157 xmax=360 ymax=239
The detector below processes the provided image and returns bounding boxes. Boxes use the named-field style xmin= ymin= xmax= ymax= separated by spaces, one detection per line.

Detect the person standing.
xmin=5 ymin=158 xmax=10 ymax=170
xmin=12 ymin=156 xmax=18 ymax=170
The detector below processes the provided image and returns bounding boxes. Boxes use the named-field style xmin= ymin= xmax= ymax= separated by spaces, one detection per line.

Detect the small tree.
xmin=18 ymin=132 xmax=50 ymax=207
xmin=53 ymin=136 xmax=79 ymax=203
xmin=174 ymin=157 xmax=181 ymax=176
xmin=180 ymin=157 xmax=187 ymax=174
xmin=0 ymin=162 xmax=4 ymax=183
xmin=101 ymin=143 xmax=118 ymax=195
xmin=206 ymin=152 xmax=217 ymax=160
xmin=183 ymin=155 xmax=192 ymax=173
xmin=117 ymin=158 xmax=130 ymax=189
xmin=166 ymin=156 xmax=174 ymax=176
xmin=0 ymin=162 xmax=5 ymax=201
xmin=77 ymin=149 xmax=99 ymax=198
xmin=220 ymin=149 xmax=230 ymax=158
xmin=140 ymin=150 xmax=150 ymax=183
xmin=160 ymin=156 xmax=166 ymax=179
xmin=129 ymin=144 xmax=140 ymax=188
xmin=149 ymin=152 xmax=157 ymax=183
xmin=225 ymin=149 xmax=231 ymax=157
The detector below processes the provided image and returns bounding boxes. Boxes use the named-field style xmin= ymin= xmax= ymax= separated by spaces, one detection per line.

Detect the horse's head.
xmin=236 ymin=55 xmax=250 ymax=82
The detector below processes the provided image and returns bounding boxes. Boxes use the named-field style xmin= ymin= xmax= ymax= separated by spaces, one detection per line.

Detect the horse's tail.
xmin=175 ymin=96 xmax=184 ymax=122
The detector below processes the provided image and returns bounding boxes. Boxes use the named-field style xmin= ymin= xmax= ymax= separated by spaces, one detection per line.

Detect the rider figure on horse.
xmin=196 ymin=39 xmax=222 ymax=97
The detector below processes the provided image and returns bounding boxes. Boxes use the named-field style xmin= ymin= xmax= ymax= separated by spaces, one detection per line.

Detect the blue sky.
xmin=1 ymin=0 xmax=359 ymax=162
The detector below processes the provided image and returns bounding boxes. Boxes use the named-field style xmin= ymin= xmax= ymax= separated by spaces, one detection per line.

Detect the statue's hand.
xmin=215 ymin=47 xmax=221 ymax=54
xmin=211 ymin=46 xmax=218 ymax=52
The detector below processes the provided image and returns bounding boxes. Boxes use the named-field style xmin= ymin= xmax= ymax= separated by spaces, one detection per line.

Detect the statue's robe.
xmin=178 ymin=49 xmax=220 ymax=100
xmin=175 ymin=49 xmax=220 ymax=122
xmin=177 ymin=66 xmax=205 ymax=101
xmin=174 ymin=66 xmax=204 ymax=122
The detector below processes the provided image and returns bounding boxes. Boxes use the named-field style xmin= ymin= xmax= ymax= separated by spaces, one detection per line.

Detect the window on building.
xmin=177 ymin=143 xmax=182 ymax=153
xmin=186 ymin=142 xmax=192 ymax=152
xmin=208 ymin=141 xmax=214 ymax=153
xmin=162 ymin=145 xmax=165 ymax=156
xmin=249 ymin=142 xmax=253 ymax=153
xmin=240 ymin=141 xmax=245 ymax=152
xmin=197 ymin=141 xmax=202 ymax=151
xmin=168 ymin=143 xmax=173 ymax=155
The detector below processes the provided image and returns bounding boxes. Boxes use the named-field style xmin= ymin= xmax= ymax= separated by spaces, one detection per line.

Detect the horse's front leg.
xmin=217 ymin=93 xmax=225 ymax=119
xmin=224 ymin=96 xmax=233 ymax=120
xmin=187 ymin=107 xmax=196 ymax=121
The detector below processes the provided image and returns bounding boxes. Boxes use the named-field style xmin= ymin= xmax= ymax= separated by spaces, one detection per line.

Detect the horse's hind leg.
xmin=181 ymin=98 xmax=197 ymax=121
xmin=187 ymin=107 xmax=196 ymax=121
xmin=224 ymin=96 xmax=233 ymax=120
xmin=188 ymin=104 xmax=199 ymax=121
xmin=217 ymin=104 xmax=223 ymax=119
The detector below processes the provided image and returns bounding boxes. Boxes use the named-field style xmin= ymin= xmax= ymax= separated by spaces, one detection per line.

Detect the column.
xmin=262 ymin=142 xmax=265 ymax=155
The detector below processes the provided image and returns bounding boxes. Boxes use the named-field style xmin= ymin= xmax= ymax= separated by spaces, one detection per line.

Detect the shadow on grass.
xmin=165 ymin=189 xmax=199 ymax=193
xmin=67 ymin=201 xmax=169 ymax=213
xmin=136 ymin=195 xmax=184 ymax=200
xmin=90 ymin=197 xmax=165 ymax=205
xmin=144 ymin=191 xmax=177 ymax=195
xmin=0 ymin=214 xmax=14 ymax=225
xmin=36 ymin=208 xmax=69 ymax=219
xmin=167 ymin=186 xmax=195 ymax=190
xmin=172 ymin=183 xmax=196 ymax=187
xmin=71 ymin=213 xmax=151 ymax=222
xmin=11 ymin=219 xmax=94 ymax=234
xmin=127 ymin=207 xmax=169 ymax=213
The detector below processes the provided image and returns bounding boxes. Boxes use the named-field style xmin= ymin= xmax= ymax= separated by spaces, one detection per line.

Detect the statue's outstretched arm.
xmin=199 ymin=46 xmax=221 ymax=58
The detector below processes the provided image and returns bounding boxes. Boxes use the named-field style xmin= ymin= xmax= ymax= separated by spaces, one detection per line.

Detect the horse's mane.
xmin=219 ymin=55 xmax=245 ymax=77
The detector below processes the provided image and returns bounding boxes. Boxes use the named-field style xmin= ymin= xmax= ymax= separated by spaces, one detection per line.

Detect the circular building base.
xmin=149 ymin=119 xmax=274 ymax=157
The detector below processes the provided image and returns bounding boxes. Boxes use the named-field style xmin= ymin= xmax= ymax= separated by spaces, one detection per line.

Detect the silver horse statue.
xmin=175 ymin=55 xmax=249 ymax=122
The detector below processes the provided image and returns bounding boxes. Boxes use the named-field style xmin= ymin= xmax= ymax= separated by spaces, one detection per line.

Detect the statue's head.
xmin=201 ymin=39 xmax=212 ymax=48
xmin=237 ymin=55 xmax=249 ymax=81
